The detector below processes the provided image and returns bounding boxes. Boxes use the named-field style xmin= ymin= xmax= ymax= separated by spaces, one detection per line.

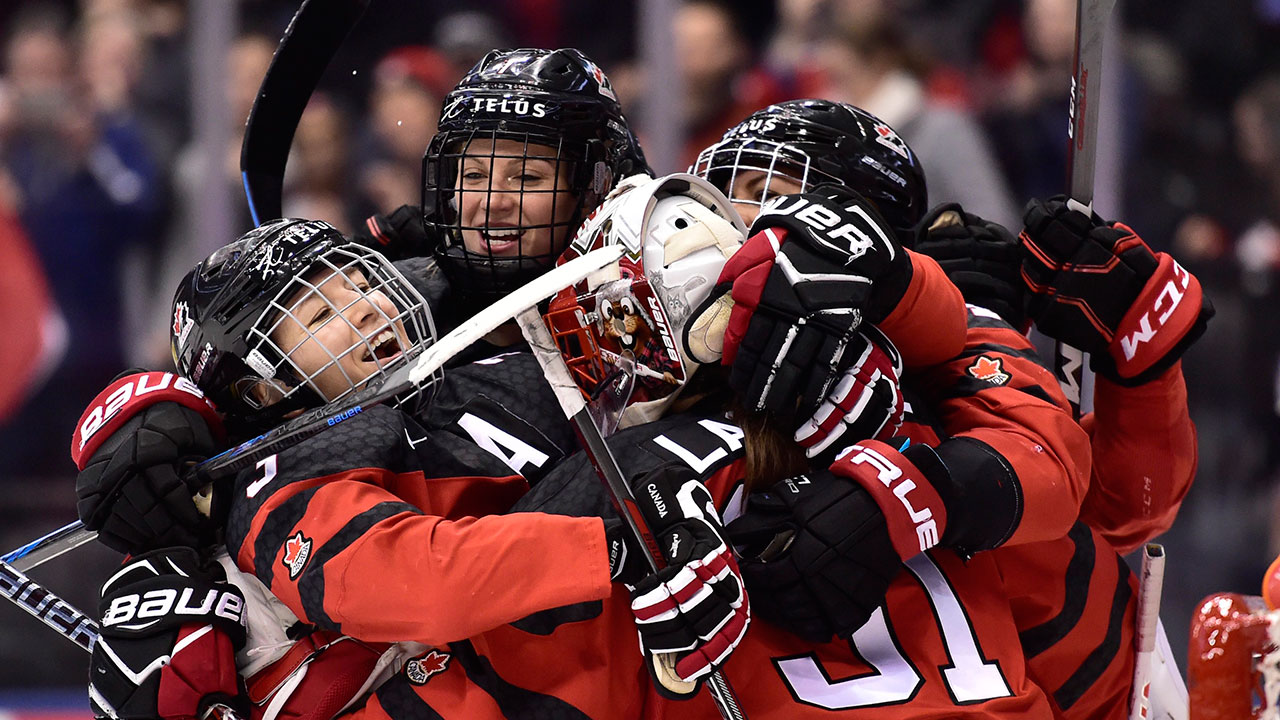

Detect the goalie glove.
xmin=912 ymin=202 xmax=1027 ymax=329
xmin=708 ymin=184 xmax=911 ymax=419
xmin=71 ymin=372 xmax=225 ymax=554
xmin=90 ymin=548 xmax=248 ymax=720
xmin=725 ymin=471 xmax=903 ymax=643
xmin=1020 ymin=196 xmax=1214 ymax=385
xmin=622 ymin=464 xmax=749 ymax=699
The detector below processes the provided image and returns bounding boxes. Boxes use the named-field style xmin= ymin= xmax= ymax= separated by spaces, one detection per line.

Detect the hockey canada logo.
xmin=967 ymin=356 xmax=1010 ymax=386
xmin=282 ymin=531 xmax=312 ymax=580
xmin=172 ymin=302 xmax=193 ymax=351
xmin=405 ymin=650 xmax=451 ymax=685
xmin=873 ymin=122 xmax=911 ymax=159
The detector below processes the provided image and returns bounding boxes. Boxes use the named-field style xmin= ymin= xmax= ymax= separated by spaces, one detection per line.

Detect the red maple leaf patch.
xmin=405 ymin=650 xmax=451 ymax=685
xmin=282 ymin=531 xmax=312 ymax=580
xmin=967 ymin=356 xmax=1010 ymax=386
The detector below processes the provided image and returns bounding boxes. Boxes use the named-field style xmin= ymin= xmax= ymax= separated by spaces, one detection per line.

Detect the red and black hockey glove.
xmin=620 ymin=464 xmax=749 ymax=700
xmin=912 ymin=202 xmax=1027 ymax=329
xmin=72 ymin=372 xmax=226 ymax=555
xmin=350 ymin=203 xmax=435 ymax=260
xmin=828 ymin=439 xmax=950 ymax=563
xmin=725 ymin=471 xmax=904 ymax=644
xmin=90 ymin=547 xmax=248 ymax=720
xmin=1020 ymin=196 xmax=1213 ymax=385
xmin=707 ymin=184 xmax=912 ymax=419
xmin=793 ymin=325 xmax=904 ymax=460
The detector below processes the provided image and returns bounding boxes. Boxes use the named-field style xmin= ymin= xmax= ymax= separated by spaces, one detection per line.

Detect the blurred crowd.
xmin=1 ymin=0 xmax=1280 ymax=689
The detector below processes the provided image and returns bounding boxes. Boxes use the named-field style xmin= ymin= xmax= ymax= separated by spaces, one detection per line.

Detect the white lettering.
xmin=456 ymin=413 xmax=550 ymax=474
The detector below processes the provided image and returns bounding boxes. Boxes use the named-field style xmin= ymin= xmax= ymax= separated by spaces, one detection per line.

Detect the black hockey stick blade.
xmin=241 ymin=0 xmax=370 ymax=225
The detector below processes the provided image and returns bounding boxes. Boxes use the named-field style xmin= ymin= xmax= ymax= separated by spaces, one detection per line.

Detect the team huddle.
xmin=68 ymin=48 xmax=1211 ymax=720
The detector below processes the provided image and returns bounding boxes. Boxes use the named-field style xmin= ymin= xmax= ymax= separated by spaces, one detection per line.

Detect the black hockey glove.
xmin=72 ymin=372 xmax=225 ymax=555
xmin=350 ymin=203 xmax=435 ymax=260
xmin=1021 ymin=196 xmax=1214 ymax=385
xmin=708 ymin=184 xmax=912 ymax=419
xmin=726 ymin=471 xmax=903 ymax=644
xmin=621 ymin=464 xmax=749 ymax=699
xmin=792 ymin=325 xmax=904 ymax=460
xmin=91 ymin=547 xmax=248 ymax=720
xmin=912 ymin=202 xmax=1027 ymax=328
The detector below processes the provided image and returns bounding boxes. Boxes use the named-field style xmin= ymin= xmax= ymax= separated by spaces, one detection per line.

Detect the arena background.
xmin=1 ymin=0 xmax=1278 ymax=714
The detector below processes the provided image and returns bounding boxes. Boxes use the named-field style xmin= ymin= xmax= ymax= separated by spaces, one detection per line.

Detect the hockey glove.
xmin=350 ymin=203 xmax=435 ymax=260
xmin=623 ymin=464 xmax=749 ymax=699
xmin=726 ymin=471 xmax=904 ymax=643
xmin=912 ymin=202 xmax=1027 ymax=329
xmin=1020 ymin=196 xmax=1213 ymax=385
xmin=709 ymin=185 xmax=911 ymax=418
xmin=72 ymin=372 xmax=225 ymax=554
xmin=828 ymin=439 xmax=950 ymax=563
xmin=793 ymin=325 xmax=904 ymax=460
xmin=91 ymin=547 xmax=248 ymax=720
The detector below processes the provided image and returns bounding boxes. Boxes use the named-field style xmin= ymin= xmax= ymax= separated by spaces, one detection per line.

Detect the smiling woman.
xmin=423 ymin=48 xmax=648 ymax=303
xmin=169 ymin=218 xmax=435 ymax=431
xmin=454 ymin=137 xmax=578 ymax=262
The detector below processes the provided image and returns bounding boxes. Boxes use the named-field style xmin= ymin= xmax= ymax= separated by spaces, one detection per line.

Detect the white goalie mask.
xmin=545 ymin=173 xmax=748 ymax=430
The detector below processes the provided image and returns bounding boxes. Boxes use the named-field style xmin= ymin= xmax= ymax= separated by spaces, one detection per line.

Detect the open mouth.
xmin=482 ymin=227 xmax=523 ymax=253
xmin=361 ymin=328 xmax=403 ymax=364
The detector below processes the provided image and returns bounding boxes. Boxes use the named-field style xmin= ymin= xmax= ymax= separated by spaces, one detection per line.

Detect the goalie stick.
xmin=4 ymin=247 xmax=625 ymax=575
xmin=241 ymin=0 xmax=370 ymax=224
xmin=516 ymin=307 xmax=749 ymax=720
xmin=1052 ymin=0 xmax=1117 ymax=417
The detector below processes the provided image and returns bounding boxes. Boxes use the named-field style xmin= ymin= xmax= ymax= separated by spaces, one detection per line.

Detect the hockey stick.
xmin=1129 ymin=543 xmax=1167 ymax=720
xmin=4 ymin=247 xmax=624 ymax=574
xmin=1053 ymin=0 xmax=1117 ymax=417
xmin=241 ymin=0 xmax=370 ymax=224
xmin=2 ymin=558 xmax=245 ymax=720
xmin=0 ymin=556 xmax=98 ymax=651
xmin=516 ymin=307 xmax=749 ymax=720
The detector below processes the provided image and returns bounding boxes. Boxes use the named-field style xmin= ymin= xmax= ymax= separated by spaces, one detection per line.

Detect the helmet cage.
xmin=235 ymin=244 xmax=436 ymax=417
xmin=424 ymin=127 xmax=602 ymax=297
xmin=692 ymin=136 xmax=845 ymax=214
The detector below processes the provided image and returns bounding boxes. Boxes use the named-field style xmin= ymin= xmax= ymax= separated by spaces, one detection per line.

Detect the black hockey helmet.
xmin=423 ymin=47 xmax=649 ymax=300
xmin=171 ymin=218 xmax=436 ymax=430
xmin=692 ymin=98 xmax=928 ymax=241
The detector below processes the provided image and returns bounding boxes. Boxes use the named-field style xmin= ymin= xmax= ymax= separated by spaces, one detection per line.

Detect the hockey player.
xmin=493 ymin=172 xmax=1103 ymax=717
xmin=75 ymin=218 xmax=750 ymax=720
xmin=693 ymin=95 xmax=1210 ymax=556
xmin=692 ymin=98 xmax=1202 ymax=718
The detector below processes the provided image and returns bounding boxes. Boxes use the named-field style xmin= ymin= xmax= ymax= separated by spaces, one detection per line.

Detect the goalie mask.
xmin=692 ymin=98 xmax=927 ymax=240
xmin=172 ymin=219 xmax=436 ymax=429
xmin=544 ymin=174 xmax=746 ymax=431
xmin=423 ymin=47 xmax=649 ymax=301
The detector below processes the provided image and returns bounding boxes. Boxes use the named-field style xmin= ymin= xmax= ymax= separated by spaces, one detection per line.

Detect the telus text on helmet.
xmin=442 ymin=95 xmax=549 ymax=121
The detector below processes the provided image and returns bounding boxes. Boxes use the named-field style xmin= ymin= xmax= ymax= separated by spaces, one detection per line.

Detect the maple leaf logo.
xmin=405 ymin=650 xmax=451 ymax=685
xmin=967 ymin=356 xmax=1010 ymax=386
xmin=282 ymin=531 xmax=312 ymax=580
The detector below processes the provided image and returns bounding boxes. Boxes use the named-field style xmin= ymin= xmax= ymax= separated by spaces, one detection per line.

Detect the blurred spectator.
xmin=283 ymin=93 xmax=354 ymax=231
xmin=135 ymin=31 xmax=274 ymax=367
xmin=354 ymin=46 xmax=454 ymax=216
xmin=0 ymin=6 xmax=163 ymax=477
xmin=431 ymin=11 xmax=510 ymax=80
xmin=674 ymin=0 xmax=789 ymax=169
xmin=816 ymin=9 xmax=1020 ymax=228
xmin=981 ymin=0 xmax=1078 ymax=212
xmin=0 ymin=166 xmax=64 ymax=423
